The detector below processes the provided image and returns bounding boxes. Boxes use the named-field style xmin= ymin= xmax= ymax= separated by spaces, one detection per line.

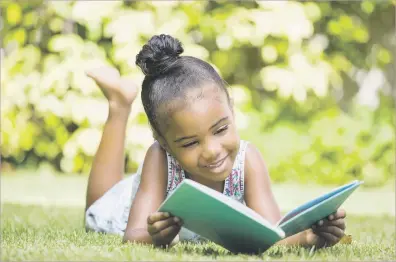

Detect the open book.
xmin=158 ymin=179 xmax=363 ymax=254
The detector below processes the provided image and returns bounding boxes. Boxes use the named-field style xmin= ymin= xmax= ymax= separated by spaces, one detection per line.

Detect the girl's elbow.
xmin=122 ymin=233 xmax=131 ymax=244
xmin=122 ymin=232 xmax=135 ymax=244
xmin=122 ymin=228 xmax=152 ymax=245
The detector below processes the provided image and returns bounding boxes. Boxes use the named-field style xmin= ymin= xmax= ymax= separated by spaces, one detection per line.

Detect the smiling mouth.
xmin=204 ymin=155 xmax=228 ymax=168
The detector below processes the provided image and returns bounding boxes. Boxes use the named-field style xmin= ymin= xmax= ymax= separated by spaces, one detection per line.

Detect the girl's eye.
xmin=215 ymin=125 xmax=229 ymax=135
xmin=182 ymin=141 xmax=198 ymax=148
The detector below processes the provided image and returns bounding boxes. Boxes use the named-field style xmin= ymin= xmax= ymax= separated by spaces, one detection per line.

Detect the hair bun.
xmin=136 ymin=34 xmax=184 ymax=76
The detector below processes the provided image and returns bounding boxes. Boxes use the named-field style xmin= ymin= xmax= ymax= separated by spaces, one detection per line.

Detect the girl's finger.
xmin=316 ymin=218 xmax=346 ymax=230
xmin=334 ymin=209 xmax=346 ymax=219
xmin=323 ymin=209 xmax=346 ymax=223
xmin=147 ymin=212 xmax=171 ymax=225
xmin=153 ymin=224 xmax=181 ymax=241
xmin=328 ymin=218 xmax=346 ymax=230
xmin=316 ymin=231 xmax=340 ymax=245
xmin=313 ymin=218 xmax=326 ymax=228
xmin=315 ymin=225 xmax=345 ymax=239
xmin=147 ymin=217 xmax=178 ymax=235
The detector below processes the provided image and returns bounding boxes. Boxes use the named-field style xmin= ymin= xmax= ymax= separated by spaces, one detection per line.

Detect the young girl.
xmin=84 ymin=34 xmax=346 ymax=252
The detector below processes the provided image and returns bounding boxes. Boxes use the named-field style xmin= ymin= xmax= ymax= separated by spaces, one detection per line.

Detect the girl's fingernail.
xmin=174 ymin=217 xmax=180 ymax=223
xmin=318 ymin=220 xmax=323 ymax=226
xmin=329 ymin=215 xmax=334 ymax=220
xmin=165 ymin=212 xmax=170 ymax=217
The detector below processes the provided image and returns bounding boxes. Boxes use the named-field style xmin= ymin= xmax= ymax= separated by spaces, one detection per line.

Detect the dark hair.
xmin=136 ymin=34 xmax=231 ymax=136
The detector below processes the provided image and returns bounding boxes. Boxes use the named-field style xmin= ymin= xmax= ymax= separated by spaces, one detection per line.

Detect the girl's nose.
xmin=201 ymin=140 xmax=221 ymax=162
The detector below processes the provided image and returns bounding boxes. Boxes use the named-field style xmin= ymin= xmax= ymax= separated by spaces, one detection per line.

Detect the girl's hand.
xmin=306 ymin=209 xmax=346 ymax=248
xmin=147 ymin=212 xmax=183 ymax=247
xmin=85 ymin=66 xmax=139 ymax=110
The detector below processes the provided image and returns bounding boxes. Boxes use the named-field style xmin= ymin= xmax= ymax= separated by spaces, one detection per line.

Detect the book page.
xmin=276 ymin=180 xmax=361 ymax=226
xmin=278 ymin=180 xmax=362 ymax=237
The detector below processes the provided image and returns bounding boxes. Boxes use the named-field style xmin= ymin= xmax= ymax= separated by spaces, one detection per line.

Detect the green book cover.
xmin=158 ymin=179 xmax=362 ymax=254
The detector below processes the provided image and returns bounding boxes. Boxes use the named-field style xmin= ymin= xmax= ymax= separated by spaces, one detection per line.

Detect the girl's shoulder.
xmin=242 ymin=141 xmax=270 ymax=182
xmin=146 ymin=140 xmax=167 ymax=161
xmin=243 ymin=141 xmax=265 ymax=167
xmin=136 ymin=141 xmax=169 ymax=184
xmin=142 ymin=141 xmax=183 ymax=194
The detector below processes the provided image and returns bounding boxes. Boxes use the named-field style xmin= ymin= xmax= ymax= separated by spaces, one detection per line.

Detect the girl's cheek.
xmin=180 ymin=150 xmax=199 ymax=167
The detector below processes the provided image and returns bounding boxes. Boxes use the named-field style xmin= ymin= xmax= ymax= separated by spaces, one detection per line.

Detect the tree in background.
xmin=1 ymin=1 xmax=395 ymax=187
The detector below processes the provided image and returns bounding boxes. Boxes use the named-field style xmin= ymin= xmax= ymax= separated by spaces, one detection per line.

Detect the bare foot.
xmin=86 ymin=66 xmax=139 ymax=109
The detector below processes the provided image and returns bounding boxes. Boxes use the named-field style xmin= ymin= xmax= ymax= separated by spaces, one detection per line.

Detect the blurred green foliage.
xmin=1 ymin=1 xmax=395 ymax=187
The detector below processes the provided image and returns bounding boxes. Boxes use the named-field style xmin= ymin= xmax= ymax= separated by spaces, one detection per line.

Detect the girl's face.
xmin=161 ymin=84 xmax=240 ymax=184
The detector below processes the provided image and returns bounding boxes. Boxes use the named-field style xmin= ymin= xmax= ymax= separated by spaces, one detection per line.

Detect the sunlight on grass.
xmin=2 ymin=204 xmax=395 ymax=261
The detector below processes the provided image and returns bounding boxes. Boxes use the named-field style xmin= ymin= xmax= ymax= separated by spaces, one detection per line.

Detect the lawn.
xmin=2 ymin=203 xmax=395 ymax=261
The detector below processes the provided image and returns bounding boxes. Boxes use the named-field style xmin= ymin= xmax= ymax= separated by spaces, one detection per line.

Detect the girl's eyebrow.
xmin=173 ymin=116 xmax=229 ymax=143
xmin=210 ymin=116 xmax=229 ymax=130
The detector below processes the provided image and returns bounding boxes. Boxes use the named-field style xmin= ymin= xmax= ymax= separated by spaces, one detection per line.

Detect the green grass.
xmin=2 ymin=204 xmax=395 ymax=261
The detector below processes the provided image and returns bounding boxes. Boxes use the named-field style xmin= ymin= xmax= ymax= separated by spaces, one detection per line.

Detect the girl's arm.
xmin=244 ymin=143 xmax=282 ymax=224
xmin=243 ymin=143 xmax=310 ymax=247
xmin=85 ymin=67 xmax=139 ymax=210
xmin=123 ymin=142 xmax=180 ymax=246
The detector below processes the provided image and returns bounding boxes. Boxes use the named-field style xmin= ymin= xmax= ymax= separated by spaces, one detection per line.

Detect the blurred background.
xmin=1 ymin=0 xmax=395 ymax=205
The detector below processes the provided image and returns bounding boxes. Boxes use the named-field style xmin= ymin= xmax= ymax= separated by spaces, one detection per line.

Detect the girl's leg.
xmin=84 ymin=68 xmax=139 ymax=211
xmin=85 ymin=108 xmax=131 ymax=211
